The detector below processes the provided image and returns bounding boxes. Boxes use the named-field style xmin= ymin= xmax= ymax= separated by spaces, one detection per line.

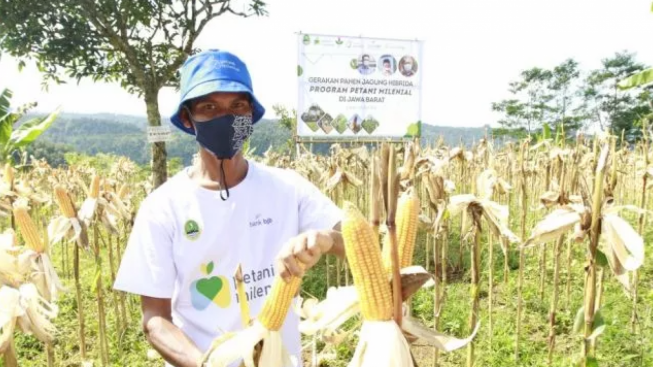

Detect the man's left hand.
xmin=275 ymin=230 xmax=336 ymax=283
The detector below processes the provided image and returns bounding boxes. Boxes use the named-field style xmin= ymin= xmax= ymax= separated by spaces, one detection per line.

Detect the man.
xmin=357 ymin=54 xmax=374 ymax=75
xmin=382 ymin=59 xmax=393 ymax=76
xmin=400 ymin=56 xmax=416 ymax=77
xmin=113 ymin=49 xmax=344 ymax=367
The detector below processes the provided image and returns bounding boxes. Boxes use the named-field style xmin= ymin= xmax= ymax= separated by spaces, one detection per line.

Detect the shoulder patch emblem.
xmin=184 ymin=219 xmax=201 ymax=240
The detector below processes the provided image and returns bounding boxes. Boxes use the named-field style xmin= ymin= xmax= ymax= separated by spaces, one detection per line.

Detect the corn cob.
xmin=54 ymin=185 xmax=76 ymax=218
xmin=103 ymin=179 xmax=112 ymax=194
xmin=382 ymin=188 xmax=420 ymax=274
xmin=13 ymin=200 xmax=45 ymax=253
xmin=89 ymin=174 xmax=101 ymax=199
xmin=258 ymin=263 xmax=304 ymax=331
xmin=118 ymin=184 xmax=129 ymax=200
xmin=342 ymin=201 xmax=393 ymax=321
xmin=4 ymin=163 xmax=14 ymax=187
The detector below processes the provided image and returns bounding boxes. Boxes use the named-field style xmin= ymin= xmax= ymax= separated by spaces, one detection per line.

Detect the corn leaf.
xmin=401 ymin=316 xmax=479 ymax=352
xmin=573 ymin=307 xmax=605 ymax=337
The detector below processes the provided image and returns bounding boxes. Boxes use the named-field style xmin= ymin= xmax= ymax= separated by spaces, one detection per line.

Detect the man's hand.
xmin=141 ymin=296 xmax=204 ymax=367
xmin=275 ymin=228 xmax=343 ymax=283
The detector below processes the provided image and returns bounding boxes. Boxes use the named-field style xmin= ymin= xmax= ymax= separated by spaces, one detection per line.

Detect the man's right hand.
xmin=141 ymin=296 xmax=205 ymax=367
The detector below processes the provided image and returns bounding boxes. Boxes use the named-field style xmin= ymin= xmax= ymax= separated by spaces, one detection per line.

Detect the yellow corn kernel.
xmin=234 ymin=264 xmax=251 ymax=328
xmin=4 ymin=163 xmax=14 ymax=187
xmin=257 ymin=264 xmax=304 ymax=331
xmin=54 ymin=185 xmax=76 ymax=218
xmin=103 ymin=179 xmax=112 ymax=194
xmin=342 ymin=201 xmax=393 ymax=321
xmin=13 ymin=200 xmax=45 ymax=253
xmin=382 ymin=189 xmax=420 ymax=274
xmin=89 ymin=174 xmax=101 ymax=199
xmin=118 ymin=184 xmax=130 ymax=200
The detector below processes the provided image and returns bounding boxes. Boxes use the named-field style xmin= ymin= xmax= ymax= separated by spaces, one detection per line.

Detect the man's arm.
xmin=141 ymin=296 xmax=204 ymax=367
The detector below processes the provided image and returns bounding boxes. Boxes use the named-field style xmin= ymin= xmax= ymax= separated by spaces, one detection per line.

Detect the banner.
xmin=297 ymin=33 xmax=423 ymax=139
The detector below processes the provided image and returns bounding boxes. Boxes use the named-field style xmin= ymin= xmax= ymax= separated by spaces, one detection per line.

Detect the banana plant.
xmin=0 ymin=89 xmax=61 ymax=164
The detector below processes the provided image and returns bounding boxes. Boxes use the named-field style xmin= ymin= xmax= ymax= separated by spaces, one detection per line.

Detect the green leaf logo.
xmin=184 ymin=219 xmax=201 ymax=240
xmin=297 ymin=65 xmax=303 ymax=77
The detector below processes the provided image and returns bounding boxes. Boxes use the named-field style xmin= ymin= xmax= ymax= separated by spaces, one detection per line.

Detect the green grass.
xmin=4 ymin=209 xmax=653 ymax=367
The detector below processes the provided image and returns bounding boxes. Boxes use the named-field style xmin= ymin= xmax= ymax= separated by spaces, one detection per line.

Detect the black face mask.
xmin=186 ymin=110 xmax=254 ymax=201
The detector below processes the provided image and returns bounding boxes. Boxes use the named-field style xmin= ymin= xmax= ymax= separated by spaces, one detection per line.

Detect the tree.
xmin=22 ymin=140 xmax=73 ymax=168
xmin=492 ymin=68 xmax=554 ymax=137
xmin=548 ymin=58 xmax=586 ymax=137
xmin=0 ymin=0 xmax=268 ymax=188
xmin=272 ymin=104 xmax=297 ymax=155
xmin=581 ymin=51 xmax=651 ymax=143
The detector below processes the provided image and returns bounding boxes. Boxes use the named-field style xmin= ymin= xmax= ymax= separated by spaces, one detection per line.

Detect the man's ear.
xmin=180 ymin=106 xmax=195 ymax=132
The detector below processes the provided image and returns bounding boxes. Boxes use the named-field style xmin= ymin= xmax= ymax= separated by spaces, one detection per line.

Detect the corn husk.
xmin=202 ymin=320 xmax=298 ymax=367
xmin=0 ymin=286 xmax=20 ymax=352
xmin=297 ymin=267 xmax=437 ymax=345
xmin=522 ymin=205 xmax=586 ymax=248
xmin=30 ymin=253 xmax=66 ymax=302
xmin=78 ymin=197 xmax=98 ymax=225
xmin=297 ymin=286 xmax=360 ymax=336
xmin=0 ymin=242 xmax=36 ymax=287
xmin=347 ymin=321 xmax=414 ymax=367
xmin=602 ymin=214 xmax=643 ymax=271
xmin=0 ymin=283 xmax=59 ymax=350
xmin=15 ymin=283 xmax=59 ymax=342
xmin=448 ymin=194 xmax=521 ymax=254
xmin=47 ymin=215 xmax=88 ymax=250
xmin=476 ymin=169 xmax=497 ymax=200
xmin=325 ymin=169 xmax=363 ymax=192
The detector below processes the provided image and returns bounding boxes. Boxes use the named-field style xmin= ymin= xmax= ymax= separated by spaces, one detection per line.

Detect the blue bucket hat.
xmin=170 ymin=49 xmax=265 ymax=135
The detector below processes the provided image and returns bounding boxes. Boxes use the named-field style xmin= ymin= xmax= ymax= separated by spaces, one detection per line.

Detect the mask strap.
xmin=219 ymin=160 xmax=230 ymax=201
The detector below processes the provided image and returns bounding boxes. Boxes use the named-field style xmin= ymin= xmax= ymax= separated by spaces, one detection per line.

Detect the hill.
xmin=23 ymin=112 xmax=488 ymax=166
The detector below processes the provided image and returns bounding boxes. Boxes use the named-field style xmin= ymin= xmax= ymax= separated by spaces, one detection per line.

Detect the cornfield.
xmin=1 ymin=129 xmax=652 ymax=367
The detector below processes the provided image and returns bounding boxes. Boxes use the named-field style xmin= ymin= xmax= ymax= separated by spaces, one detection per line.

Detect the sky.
xmin=1 ymin=0 xmax=652 ymax=128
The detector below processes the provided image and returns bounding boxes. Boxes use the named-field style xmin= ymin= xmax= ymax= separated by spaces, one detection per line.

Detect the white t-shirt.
xmin=113 ymin=160 xmax=342 ymax=367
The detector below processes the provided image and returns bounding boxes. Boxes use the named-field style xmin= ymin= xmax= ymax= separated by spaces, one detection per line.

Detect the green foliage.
xmin=0 ymin=88 xmax=60 ymax=164
xmin=582 ymin=51 xmax=651 ymax=143
xmin=618 ymin=68 xmax=653 ymax=90
xmin=22 ymin=140 xmax=73 ymax=168
xmin=0 ymin=0 xmax=268 ymax=96
xmin=492 ymin=52 xmax=652 ymax=145
xmin=490 ymin=126 xmax=529 ymax=140
xmin=21 ymin=112 xmax=490 ymax=167
xmin=404 ymin=121 xmax=421 ymax=138
xmin=272 ymin=104 xmax=297 ymax=155
xmin=540 ymin=123 xmax=552 ymax=142
xmin=167 ymin=157 xmax=184 ymax=176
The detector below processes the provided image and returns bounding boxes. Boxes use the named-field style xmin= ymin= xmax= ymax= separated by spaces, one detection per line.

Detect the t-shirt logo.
xmin=190 ymin=261 xmax=231 ymax=310
xmin=184 ymin=220 xmax=201 ymax=240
